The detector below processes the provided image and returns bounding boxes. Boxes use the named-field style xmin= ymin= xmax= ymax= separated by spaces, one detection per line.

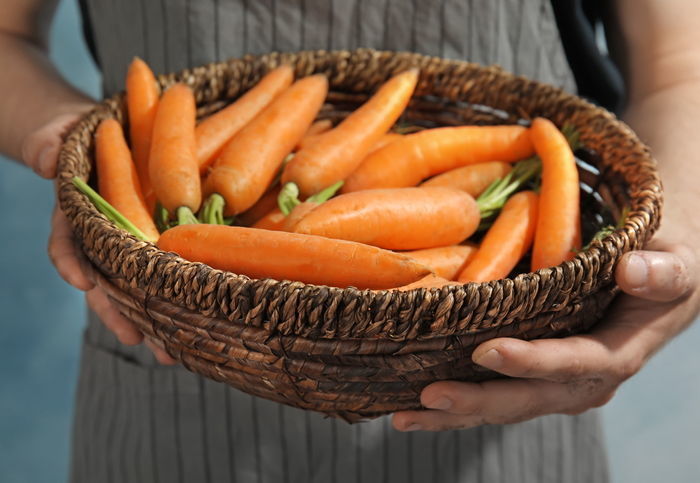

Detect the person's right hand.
xmin=22 ymin=113 xmax=176 ymax=365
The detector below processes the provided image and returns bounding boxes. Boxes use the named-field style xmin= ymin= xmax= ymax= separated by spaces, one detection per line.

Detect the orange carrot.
xmin=95 ymin=119 xmax=160 ymax=241
xmin=295 ymin=119 xmax=333 ymax=151
xmin=149 ymin=83 xmax=201 ymax=218
xmin=157 ymin=224 xmax=432 ymax=289
xmin=530 ymin=118 xmax=581 ymax=271
xmin=305 ymin=118 xmax=333 ymax=136
xmin=252 ymin=208 xmax=287 ymax=231
xmin=196 ymin=65 xmax=294 ymax=174
xmin=458 ymin=191 xmax=539 ymax=283
xmin=252 ymin=180 xmax=344 ymax=231
xmin=252 ymin=202 xmax=318 ymax=232
xmin=126 ymin=57 xmax=160 ymax=211
xmin=368 ymin=132 xmax=403 ymax=154
xmin=281 ymin=201 xmax=318 ymax=231
xmin=342 ymin=125 xmax=534 ymax=192
xmin=420 ymin=161 xmax=512 ymax=198
xmin=298 ymin=129 xmax=402 ymax=158
xmin=237 ymin=185 xmax=282 ymax=226
xmin=204 ymin=75 xmax=328 ymax=216
xmin=404 ymin=244 xmax=478 ymax=280
xmin=282 ymin=69 xmax=419 ymax=197
xmin=293 ymin=187 xmax=480 ymax=250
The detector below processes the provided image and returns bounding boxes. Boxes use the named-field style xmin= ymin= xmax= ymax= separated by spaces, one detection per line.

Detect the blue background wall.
xmin=0 ymin=1 xmax=698 ymax=481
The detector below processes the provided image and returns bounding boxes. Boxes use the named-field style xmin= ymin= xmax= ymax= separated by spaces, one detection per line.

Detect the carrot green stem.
xmin=200 ymin=193 xmax=226 ymax=225
xmin=155 ymin=202 xmax=172 ymax=233
xmin=278 ymin=182 xmax=301 ymax=215
xmin=176 ymin=206 xmax=199 ymax=226
xmin=476 ymin=157 xmax=541 ymax=220
xmin=306 ymin=180 xmax=344 ymax=203
xmin=279 ymin=180 xmax=344 ymax=215
xmin=72 ymin=177 xmax=151 ymax=241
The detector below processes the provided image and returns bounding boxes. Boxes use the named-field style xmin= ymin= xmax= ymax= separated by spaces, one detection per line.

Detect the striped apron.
xmin=71 ymin=1 xmax=608 ymax=482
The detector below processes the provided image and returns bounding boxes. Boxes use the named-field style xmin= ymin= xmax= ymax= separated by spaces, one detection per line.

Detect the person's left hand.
xmin=392 ymin=240 xmax=699 ymax=432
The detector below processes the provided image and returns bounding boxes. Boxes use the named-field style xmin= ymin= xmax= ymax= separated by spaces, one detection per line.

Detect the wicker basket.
xmin=57 ymin=49 xmax=662 ymax=422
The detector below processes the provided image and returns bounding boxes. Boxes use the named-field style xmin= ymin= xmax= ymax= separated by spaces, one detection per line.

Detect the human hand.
xmin=22 ymin=113 xmax=176 ymax=365
xmin=392 ymin=240 xmax=698 ymax=432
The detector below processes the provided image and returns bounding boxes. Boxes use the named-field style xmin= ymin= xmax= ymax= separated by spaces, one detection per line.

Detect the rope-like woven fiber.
xmin=56 ymin=49 xmax=662 ymax=421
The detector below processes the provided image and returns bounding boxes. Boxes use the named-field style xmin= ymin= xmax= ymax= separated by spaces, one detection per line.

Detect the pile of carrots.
xmin=76 ymin=57 xmax=585 ymax=291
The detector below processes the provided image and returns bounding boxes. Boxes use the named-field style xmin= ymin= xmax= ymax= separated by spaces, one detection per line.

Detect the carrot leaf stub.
xmin=72 ymin=177 xmax=151 ymax=242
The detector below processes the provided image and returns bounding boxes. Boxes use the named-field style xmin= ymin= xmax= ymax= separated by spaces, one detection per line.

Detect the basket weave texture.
xmin=57 ymin=49 xmax=662 ymax=422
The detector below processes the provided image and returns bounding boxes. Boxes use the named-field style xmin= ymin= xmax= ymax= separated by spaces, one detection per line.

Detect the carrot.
xmin=196 ymin=65 xmax=294 ymax=174
xmin=368 ymin=132 xmax=403 ymax=154
xmin=253 ymin=202 xmax=319 ymax=231
xmin=156 ymin=224 xmax=432 ymax=289
xmin=252 ymin=180 xmax=343 ymax=231
xmin=148 ymin=83 xmax=201 ymax=221
xmin=203 ymin=75 xmax=328 ymax=216
xmin=94 ymin=119 xmax=160 ymax=241
xmin=125 ymin=57 xmax=160 ymax=211
xmin=237 ymin=185 xmax=282 ymax=226
xmin=457 ymin=191 xmax=539 ymax=283
xmin=342 ymin=125 xmax=534 ymax=193
xmin=252 ymin=208 xmax=287 ymax=231
xmin=404 ymin=244 xmax=477 ymax=280
xmin=305 ymin=119 xmax=333 ymax=137
xmin=420 ymin=161 xmax=512 ymax=198
xmin=282 ymin=69 xmax=419 ymax=197
xmin=295 ymin=119 xmax=333 ymax=151
xmin=530 ymin=118 xmax=581 ymax=271
xmin=293 ymin=187 xmax=480 ymax=250
xmin=298 ymin=129 xmax=402 ymax=159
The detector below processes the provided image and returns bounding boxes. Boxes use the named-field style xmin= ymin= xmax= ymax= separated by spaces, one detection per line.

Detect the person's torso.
xmin=69 ymin=4 xmax=610 ymax=483
xmin=79 ymin=0 xmax=577 ymax=97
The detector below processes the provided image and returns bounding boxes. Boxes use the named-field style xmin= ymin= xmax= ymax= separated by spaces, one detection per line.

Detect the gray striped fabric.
xmin=70 ymin=1 xmax=607 ymax=482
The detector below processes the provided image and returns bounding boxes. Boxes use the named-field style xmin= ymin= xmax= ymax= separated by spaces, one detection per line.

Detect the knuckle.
xmin=451 ymin=397 xmax=480 ymax=416
xmin=614 ymin=355 xmax=643 ymax=383
xmin=590 ymin=391 xmax=616 ymax=408
xmin=516 ymin=391 xmax=544 ymax=421
xmin=565 ymin=356 xmax=586 ymax=379
xmin=567 ymin=377 xmax=605 ymax=398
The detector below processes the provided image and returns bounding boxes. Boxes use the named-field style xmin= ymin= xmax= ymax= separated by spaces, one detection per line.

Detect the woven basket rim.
xmin=56 ymin=48 xmax=662 ymax=340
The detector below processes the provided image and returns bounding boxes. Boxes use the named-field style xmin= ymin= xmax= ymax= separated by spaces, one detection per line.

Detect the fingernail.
xmin=425 ymin=397 xmax=452 ymax=410
xmin=403 ymin=423 xmax=422 ymax=432
xmin=474 ymin=348 xmax=503 ymax=369
xmin=625 ymin=253 xmax=648 ymax=290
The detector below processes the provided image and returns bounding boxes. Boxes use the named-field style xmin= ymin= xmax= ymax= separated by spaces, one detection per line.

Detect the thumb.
xmin=21 ymin=113 xmax=85 ymax=179
xmin=615 ymin=244 xmax=696 ymax=302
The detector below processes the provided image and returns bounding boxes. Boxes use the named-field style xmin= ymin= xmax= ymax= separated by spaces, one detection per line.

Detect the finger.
xmin=615 ymin=244 xmax=695 ymax=302
xmin=470 ymin=336 xmax=613 ymax=382
xmin=393 ymin=378 xmax=612 ymax=431
xmin=144 ymin=338 xmax=178 ymax=365
xmin=393 ymin=409 xmax=486 ymax=432
xmin=85 ymin=287 xmax=143 ymax=346
xmin=21 ymin=113 xmax=83 ymax=179
xmin=49 ymin=206 xmax=94 ymax=291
